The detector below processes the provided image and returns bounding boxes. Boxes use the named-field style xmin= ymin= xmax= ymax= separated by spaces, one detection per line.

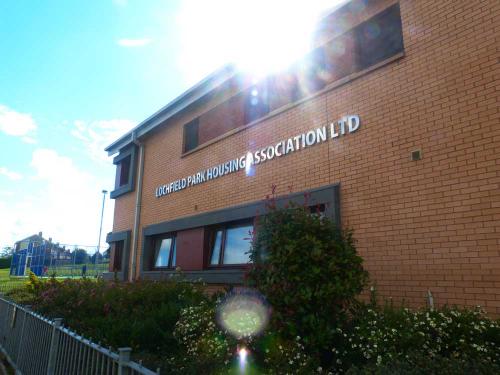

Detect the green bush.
xmin=247 ymin=199 xmax=368 ymax=353
xmin=28 ymin=275 xmax=208 ymax=363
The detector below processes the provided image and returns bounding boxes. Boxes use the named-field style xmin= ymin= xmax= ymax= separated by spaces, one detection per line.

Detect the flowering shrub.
xmin=346 ymin=351 xmax=500 ymax=375
xmin=171 ymin=298 xmax=318 ymax=374
xmin=253 ymin=333 xmax=317 ymax=374
xmin=9 ymin=273 xmax=500 ymax=373
xmin=330 ymin=305 xmax=500 ymax=373
xmin=26 ymin=276 xmax=208 ymax=358
xmin=171 ymin=295 xmax=499 ymax=374
xmin=169 ymin=299 xmax=236 ymax=373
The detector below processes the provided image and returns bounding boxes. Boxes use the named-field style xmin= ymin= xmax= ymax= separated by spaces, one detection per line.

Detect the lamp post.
xmin=95 ymin=189 xmax=108 ymax=276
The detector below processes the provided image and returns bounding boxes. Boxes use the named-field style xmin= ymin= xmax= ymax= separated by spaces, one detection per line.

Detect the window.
xmin=356 ymin=3 xmax=404 ymax=70
xmin=117 ymin=156 xmax=131 ymax=187
xmin=209 ymin=221 xmax=253 ymax=266
xmin=301 ymin=47 xmax=328 ymax=95
xmin=153 ymin=235 xmax=177 ymax=268
xmin=110 ymin=146 xmax=136 ymax=199
xmin=183 ymin=118 xmax=199 ymax=153
xmin=268 ymin=70 xmax=302 ymax=111
xmin=197 ymin=93 xmax=246 ymax=145
xmin=244 ymin=83 xmax=269 ymax=124
xmin=309 ymin=203 xmax=327 ymax=219
xmin=112 ymin=241 xmax=123 ymax=271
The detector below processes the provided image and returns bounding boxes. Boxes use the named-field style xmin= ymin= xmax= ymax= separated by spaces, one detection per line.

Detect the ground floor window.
xmin=154 ymin=235 xmax=177 ymax=269
xmin=112 ymin=241 xmax=123 ymax=271
xmin=209 ymin=221 xmax=253 ymax=266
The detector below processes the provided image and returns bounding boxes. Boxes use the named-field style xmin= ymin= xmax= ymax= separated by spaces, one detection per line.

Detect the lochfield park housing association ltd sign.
xmin=155 ymin=115 xmax=361 ymax=198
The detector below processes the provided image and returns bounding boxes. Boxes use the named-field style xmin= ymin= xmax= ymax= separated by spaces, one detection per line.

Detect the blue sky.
xmin=0 ymin=0 xmax=338 ymax=251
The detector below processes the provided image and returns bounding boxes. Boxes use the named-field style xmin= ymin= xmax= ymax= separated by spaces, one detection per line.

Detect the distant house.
xmin=11 ymin=232 xmax=68 ymax=276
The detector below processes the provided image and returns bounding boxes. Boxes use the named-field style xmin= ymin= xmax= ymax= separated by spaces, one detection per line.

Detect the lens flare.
xmin=217 ymin=288 xmax=270 ymax=339
xmin=239 ymin=347 xmax=248 ymax=362
xmin=245 ymin=152 xmax=255 ymax=176
xmin=238 ymin=347 xmax=249 ymax=374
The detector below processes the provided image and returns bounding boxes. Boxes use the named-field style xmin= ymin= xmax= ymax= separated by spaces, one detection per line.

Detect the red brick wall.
xmin=112 ymin=0 xmax=500 ymax=315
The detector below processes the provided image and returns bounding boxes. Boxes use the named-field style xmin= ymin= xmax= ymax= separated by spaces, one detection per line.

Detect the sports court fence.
xmin=9 ymin=243 xmax=109 ymax=279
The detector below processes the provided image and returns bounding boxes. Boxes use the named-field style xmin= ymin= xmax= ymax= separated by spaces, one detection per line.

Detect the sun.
xmin=176 ymin=0 xmax=347 ymax=82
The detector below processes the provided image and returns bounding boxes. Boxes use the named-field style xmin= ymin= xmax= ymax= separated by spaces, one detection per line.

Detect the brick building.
xmin=105 ymin=0 xmax=500 ymax=314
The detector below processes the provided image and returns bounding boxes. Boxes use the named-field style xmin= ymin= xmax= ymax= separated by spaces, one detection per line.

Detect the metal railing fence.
xmin=0 ymin=297 xmax=158 ymax=375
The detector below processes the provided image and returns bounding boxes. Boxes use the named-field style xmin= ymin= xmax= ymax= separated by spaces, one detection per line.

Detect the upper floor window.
xmin=356 ymin=3 xmax=404 ymax=71
xmin=154 ymin=235 xmax=177 ymax=268
xmin=117 ymin=155 xmax=131 ymax=187
xmin=244 ymin=83 xmax=269 ymax=124
xmin=110 ymin=146 xmax=136 ymax=199
xmin=209 ymin=221 xmax=253 ymax=266
xmin=183 ymin=118 xmax=199 ymax=153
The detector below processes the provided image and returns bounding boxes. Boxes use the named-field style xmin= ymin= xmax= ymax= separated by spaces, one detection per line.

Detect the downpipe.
xmin=130 ymin=133 xmax=144 ymax=282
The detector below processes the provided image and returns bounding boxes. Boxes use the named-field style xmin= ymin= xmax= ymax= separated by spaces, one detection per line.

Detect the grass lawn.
xmin=0 ymin=268 xmax=26 ymax=295
xmin=45 ymin=262 xmax=109 ymax=277
xmin=0 ymin=262 xmax=109 ymax=295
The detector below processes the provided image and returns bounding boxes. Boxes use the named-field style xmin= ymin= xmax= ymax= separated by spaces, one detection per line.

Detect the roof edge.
xmin=105 ymin=64 xmax=237 ymax=156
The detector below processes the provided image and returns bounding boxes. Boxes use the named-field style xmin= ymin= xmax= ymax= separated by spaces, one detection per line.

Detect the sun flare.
xmin=177 ymin=0 xmax=347 ymax=82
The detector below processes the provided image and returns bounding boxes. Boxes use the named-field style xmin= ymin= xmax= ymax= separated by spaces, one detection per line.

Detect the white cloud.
xmin=70 ymin=119 xmax=136 ymax=162
xmin=0 ymin=167 xmax=22 ymax=181
xmin=112 ymin=0 xmax=128 ymax=6
xmin=21 ymin=136 xmax=37 ymax=144
xmin=0 ymin=104 xmax=37 ymax=141
xmin=13 ymin=149 xmax=113 ymax=249
xmin=0 ymin=148 xmax=116 ymax=250
xmin=117 ymin=38 xmax=152 ymax=47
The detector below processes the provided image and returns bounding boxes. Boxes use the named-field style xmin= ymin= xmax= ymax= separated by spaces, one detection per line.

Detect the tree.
xmin=0 ymin=247 xmax=13 ymax=269
xmin=90 ymin=252 xmax=103 ymax=263
xmin=102 ymin=247 xmax=110 ymax=259
xmin=72 ymin=249 xmax=88 ymax=264
xmin=1 ymin=246 xmax=13 ymax=257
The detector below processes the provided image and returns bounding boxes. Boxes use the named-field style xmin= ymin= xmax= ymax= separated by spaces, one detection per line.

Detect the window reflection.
xmin=155 ymin=238 xmax=172 ymax=268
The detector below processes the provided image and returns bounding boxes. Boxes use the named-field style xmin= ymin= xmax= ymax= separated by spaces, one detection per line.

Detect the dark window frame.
xmin=355 ymin=3 xmax=404 ymax=71
xmin=183 ymin=118 xmax=200 ymax=153
xmin=110 ymin=146 xmax=137 ymax=199
xmin=207 ymin=219 xmax=254 ymax=268
xmin=104 ymin=230 xmax=131 ymax=281
xmin=243 ymin=83 xmax=270 ymax=125
xmin=117 ymin=155 xmax=131 ymax=187
xmin=112 ymin=240 xmax=124 ymax=271
xmin=152 ymin=233 xmax=177 ymax=270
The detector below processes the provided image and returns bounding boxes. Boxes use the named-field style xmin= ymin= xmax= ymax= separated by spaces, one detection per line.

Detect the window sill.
xmin=181 ymin=51 xmax=405 ymax=158
xmin=110 ymin=183 xmax=134 ymax=199
xmin=102 ymin=271 xmax=125 ymax=281
xmin=141 ymin=269 xmax=245 ymax=284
